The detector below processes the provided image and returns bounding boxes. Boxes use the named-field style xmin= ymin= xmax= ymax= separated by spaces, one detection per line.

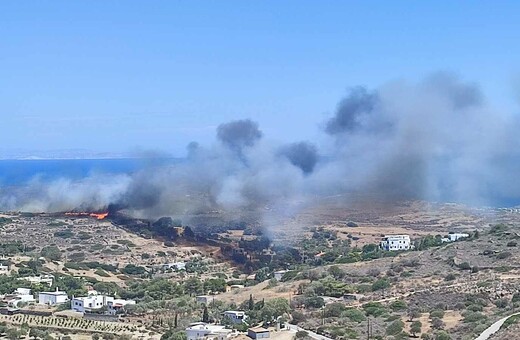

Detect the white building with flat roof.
xmin=71 ymin=294 xmax=114 ymax=313
xmin=38 ymin=289 xmax=69 ymax=306
xmin=185 ymin=322 xmax=233 ymax=340
xmin=107 ymin=299 xmax=136 ymax=315
xmin=0 ymin=264 xmax=10 ymax=275
xmin=4 ymin=288 xmax=35 ymax=307
xmin=222 ymin=311 xmax=247 ymax=324
xmin=273 ymin=270 xmax=287 ymax=282
xmin=448 ymin=233 xmax=470 ymax=242
xmin=71 ymin=291 xmax=135 ymax=314
xmin=380 ymin=235 xmax=411 ymax=251
xmin=21 ymin=275 xmax=54 ymax=287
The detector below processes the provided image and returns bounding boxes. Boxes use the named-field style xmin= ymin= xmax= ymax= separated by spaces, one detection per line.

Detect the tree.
xmin=303 ymin=296 xmax=324 ymax=309
xmin=202 ymin=306 xmax=209 ymax=323
xmin=411 ymin=321 xmax=422 ymax=337
xmin=122 ymin=264 xmax=146 ymax=275
xmin=328 ymin=266 xmax=345 ymax=280
xmin=6 ymin=328 xmax=22 ymax=340
xmin=204 ymin=278 xmax=226 ymax=293
xmin=40 ymin=246 xmax=62 ymax=261
xmin=372 ymin=278 xmax=390 ymax=292
xmin=29 ymin=328 xmax=46 ymax=339
xmin=408 ymin=308 xmax=421 ymax=321
xmin=184 ymin=277 xmax=203 ymax=296
xmin=323 ymin=303 xmax=346 ymax=317
xmin=255 ymin=267 xmax=271 ymax=282
xmin=290 ymin=311 xmax=306 ymax=325
xmin=260 ymin=298 xmax=290 ymax=322
xmin=161 ymin=331 xmax=187 ymax=340
xmin=435 ymin=331 xmax=451 ymax=340
xmin=248 ymin=294 xmax=255 ymax=310
xmin=386 ymin=320 xmax=404 ymax=336
xmin=390 ymin=299 xmax=407 ymax=311
xmin=431 ymin=317 xmax=445 ymax=330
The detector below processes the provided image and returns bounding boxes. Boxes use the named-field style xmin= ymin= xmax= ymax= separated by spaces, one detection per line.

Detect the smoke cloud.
xmin=279 ymin=142 xmax=319 ymax=175
xmin=217 ymin=119 xmax=263 ymax=152
xmin=3 ymin=72 xmax=520 ymax=225
xmin=325 ymin=86 xmax=379 ymax=135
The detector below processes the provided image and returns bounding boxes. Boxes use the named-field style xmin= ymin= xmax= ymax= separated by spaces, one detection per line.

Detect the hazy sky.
xmin=2 ymin=1 xmax=520 ymax=157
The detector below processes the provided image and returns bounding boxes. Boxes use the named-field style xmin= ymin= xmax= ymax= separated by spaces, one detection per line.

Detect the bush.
xmin=362 ymin=302 xmax=387 ymax=317
xmin=494 ymin=299 xmax=508 ymax=309
xmin=462 ymin=311 xmax=486 ymax=323
xmin=296 ymin=331 xmax=308 ymax=339
xmin=342 ymin=308 xmax=366 ymax=322
xmin=40 ymin=245 xmax=62 ymax=261
xmin=290 ymin=311 xmax=306 ymax=325
xmin=324 ymin=303 xmax=346 ymax=317
xmin=372 ymin=278 xmax=390 ymax=291
xmin=431 ymin=317 xmax=445 ymax=330
xmin=94 ymin=269 xmax=110 ymax=277
xmin=390 ymin=300 xmax=407 ymax=311
xmin=281 ymin=270 xmax=299 ymax=282
xmin=430 ymin=310 xmax=445 ymax=319
xmin=467 ymin=304 xmax=483 ymax=312
xmin=386 ymin=320 xmax=404 ymax=336
xmin=444 ymin=274 xmax=456 ymax=281
xmin=435 ymin=331 xmax=451 ymax=340
xmin=497 ymin=251 xmax=512 ymax=260
xmin=457 ymin=262 xmax=471 ymax=270
xmin=122 ymin=264 xmax=146 ymax=275
xmin=304 ymin=296 xmax=325 ymax=309
xmin=54 ymin=230 xmax=74 ymax=238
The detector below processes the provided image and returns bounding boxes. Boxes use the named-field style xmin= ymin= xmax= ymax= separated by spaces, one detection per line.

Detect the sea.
xmin=0 ymin=158 xmax=177 ymax=186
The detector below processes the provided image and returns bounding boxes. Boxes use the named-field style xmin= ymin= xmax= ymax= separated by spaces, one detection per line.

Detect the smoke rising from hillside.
xmin=279 ymin=142 xmax=319 ymax=175
xmin=2 ymin=73 xmax=520 ymax=221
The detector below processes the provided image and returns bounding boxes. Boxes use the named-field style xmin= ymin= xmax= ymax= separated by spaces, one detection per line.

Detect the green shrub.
xmin=386 ymin=320 xmax=404 ymax=336
xmin=342 ymin=308 xmax=366 ymax=322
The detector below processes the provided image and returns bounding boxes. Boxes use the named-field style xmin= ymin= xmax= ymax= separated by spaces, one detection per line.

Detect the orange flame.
xmin=89 ymin=212 xmax=109 ymax=220
xmin=64 ymin=212 xmax=108 ymax=220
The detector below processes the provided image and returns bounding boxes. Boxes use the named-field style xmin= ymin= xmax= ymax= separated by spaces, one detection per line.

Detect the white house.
xmin=380 ymin=235 xmax=411 ymax=251
xmin=448 ymin=233 xmax=470 ymax=242
xmin=197 ymin=295 xmax=217 ymax=305
xmin=228 ymin=285 xmax=244 ymax=291
xmin=71 ymin=291 xmax=135 ymax=314
xmin=106 ymin=299 xmax=136 ymax=315
xmin=4 ymin=288 xmax=35 ymax=307
xmin=163 ymin=262 xmax=186 ymax=271
xmin=222 ymin=311 xmax=247 ymax=324
xmin=0 ymin=264 xmax=10 ymax=275
xmin=248 ymin=327 xmax=270 ymax=339
xmin=21 ymin=275 xmax=54 ymax=287
xmin=185 ymin=322 xmax=232 ymax=340
xmin=38 ymin=289 xmax=69 ymax=306
xmin=71 ymin=294 xmax=114 ymax=313
xmin=273 ymin=270 xmax=287 ymax=282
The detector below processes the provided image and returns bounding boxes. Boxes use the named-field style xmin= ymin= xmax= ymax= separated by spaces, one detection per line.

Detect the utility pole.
xmin=367 ymin=317 xmax=371 ymax=340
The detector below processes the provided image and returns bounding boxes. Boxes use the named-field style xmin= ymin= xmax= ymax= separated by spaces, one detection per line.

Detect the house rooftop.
xmin=40 ymin=291 xmax=67 ymax=296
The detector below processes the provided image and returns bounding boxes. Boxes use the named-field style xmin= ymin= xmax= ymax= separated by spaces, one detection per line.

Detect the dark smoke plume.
xmin=3 ymin=73 xmax=520 ymax=226
xmin=325 ymin=86 xmax=378 ymax=135
xmin=217 ymin=119 xmax=263 ymax=152
xmin=279 ymin=142 xmax=318 ymax=175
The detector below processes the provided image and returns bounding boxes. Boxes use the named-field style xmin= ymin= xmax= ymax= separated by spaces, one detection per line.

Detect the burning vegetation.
xmin=64 ymin=211 xmax=109 ymax=220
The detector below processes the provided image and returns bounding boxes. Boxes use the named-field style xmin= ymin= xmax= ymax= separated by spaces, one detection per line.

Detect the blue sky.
xmin=2 ymin=1 xmax=520 ymax=156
